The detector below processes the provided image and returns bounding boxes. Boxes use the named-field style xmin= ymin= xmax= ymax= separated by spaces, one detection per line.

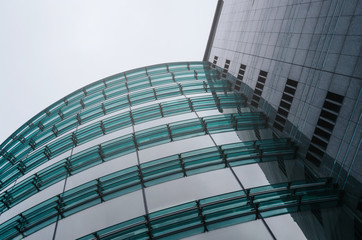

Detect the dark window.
xmin=284 ymin=86 xmax=296 ymax=95
xmin=277 ymin=108 xmax=288 ymax=117
xmin=305 ymin=91 xmax=344 ymax=167
xmin=273 ymin=78 xmax=298 ymax=132
xmin=252 ymin=95 xmax=260 ymax=102
xmin=314 ymin=127 xmax=331 ymax=141
xmin=306 ymin=153 xmax=321 ymax=167
xmin=323 ymin=101 xmax=341 ymax=112
xmin=257 ymin=76 xmax=266 ymax=84
xmin=311 ymin=136 xmax=328 ymax=149
xmin=320 ymin=110 xmax=337 ymax=122
xmin=275 ymin=115 xmax=286 ymax=125
xmin=286 ymin=79 xmax=298 ymax=88
xmin=212 ymin=56 xmax=218 ymax=68
xmin=279 ymin=100 xmax=291 ymax=110
xmin=251 ymin=101 xmax=259 ymax=108
xmin=326 ymin=91 xmax=344 ymax=103
xmin=308 ymin=144 xmax=324 ymax=157
xmin=255 ymin=82 xmax=264 ymax=91
xmin=281 ymin=93 xmax=293 ymax=102
xmin=251 ymin=70 xmax=268 ymax=109
xmin=254 ymin=89 xmax=262 ymax=97
xmin=273 ymin=122 xmax=284 ymax=131
xmin=317 ymin=119 xmax=334 ymax=131
xmin=259 ymin=70 xmax=267 ymax=77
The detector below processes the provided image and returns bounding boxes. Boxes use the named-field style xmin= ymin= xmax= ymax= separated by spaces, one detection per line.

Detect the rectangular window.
xmin=222 ymin=59 xmax=230 ymax=78
xmin=237 ymin=64 xmax=246 ymax=81
xmin=273 ymin=79 xmax=298 ymax=132
xmin=251 ymin=70 xmax=268 ymax=108
xmin=212 ymin=56 xmax=218 ymax=68
xmin=306 ymin=91 xmax=344 ymax=167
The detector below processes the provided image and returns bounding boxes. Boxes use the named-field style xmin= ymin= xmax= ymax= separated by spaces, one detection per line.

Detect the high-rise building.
xmin=204 ymin=0 xmax=362 ymax=238
xmin=0 ymin=1 xmax=361 ymax=239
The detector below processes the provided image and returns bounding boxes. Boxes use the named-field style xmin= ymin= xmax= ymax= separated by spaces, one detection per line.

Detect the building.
xmin=205 ymin=0 xmax=362 ymax=238
xmin=0 ymin=1 xmax=361 ymax=239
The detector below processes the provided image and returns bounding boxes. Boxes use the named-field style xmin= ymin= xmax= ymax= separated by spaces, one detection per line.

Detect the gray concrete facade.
xmin=206 ymin=0 xmax=361 ymax=236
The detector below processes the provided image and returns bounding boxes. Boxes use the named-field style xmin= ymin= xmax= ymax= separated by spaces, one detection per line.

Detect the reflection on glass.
xmin=211 ymin=132 xmax=241 ymax=145
xmin=146 ymin=168 xmax=241 ymax=212
xmin=265 ymin=214 xmax=307 ymax=240
xmin=233 ymin=164 xmax=269 ymax=188
xmin=54 ymin=190 xmax=145 ymax=240
xmin=65 ymin=152 xmax=138 ymax=191
xmin=138 ymin=135 xmax=214 ymax=163
xmin=183 ymin=219 xmax=273 ymax=240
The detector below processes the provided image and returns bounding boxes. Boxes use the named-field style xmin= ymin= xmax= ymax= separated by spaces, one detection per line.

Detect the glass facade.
xmin=0 ymin=61 xmax=347 ymax=239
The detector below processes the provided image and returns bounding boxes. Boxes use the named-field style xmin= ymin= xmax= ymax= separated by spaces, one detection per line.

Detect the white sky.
xmin=0 ymin=0 xmax=217 ymax=144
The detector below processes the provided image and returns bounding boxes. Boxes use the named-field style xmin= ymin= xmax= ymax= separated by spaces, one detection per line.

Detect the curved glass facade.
xmin=0 ymin=62 xmax=342 ymax=239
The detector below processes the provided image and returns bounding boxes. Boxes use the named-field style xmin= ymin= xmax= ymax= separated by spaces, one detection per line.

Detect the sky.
xmin=0 ymin=0 xmax=217 ymax=144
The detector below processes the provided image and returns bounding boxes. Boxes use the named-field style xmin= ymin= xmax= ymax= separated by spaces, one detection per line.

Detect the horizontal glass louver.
xmin=0 ymin=138 xmax=296 ymax=215
xmin=0 ymin=94 xmax=246 ymax=191
xmin=76 ymin=179 xmax=338 ymax=240
xmin=0 ymin=62 xmax=211 ymax=162
xmin=0 ymin=175 xmax=339 ymax=239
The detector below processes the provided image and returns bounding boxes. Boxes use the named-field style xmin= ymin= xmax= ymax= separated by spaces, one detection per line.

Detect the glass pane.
xmin=265 ymin=214 xmax=307 ymax=240
xmin=145 ymin=168 xmax=241 ymax=212
xmin=138 ymin=135 xmax=214 ymax=164
xmin=55 ymin=190 xmax=145 ymax=240
xmin=183 ymin=220 xmax=273 ymax=240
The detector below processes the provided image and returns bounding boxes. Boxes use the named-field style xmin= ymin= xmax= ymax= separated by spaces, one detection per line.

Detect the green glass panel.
xmin=132 ymin=104 xmax=162 ymax=125
xmin=75 ymin=123 xmax=104 ymax=146
xmin=129 ymin=88 xmax=155 ymax=105
xmin=54 ymin=115 xmax=79 ymax=136
xmin=187 ymin=164 xmax=224 ymax=176
xmin=79 ymin=105 xmax=104 ymax=124
xmin=103 ymin=96 xmax=129 ymax=114
xmin=135 ymin=125 xmax=170 ymax=149
xmin=102 ymin=112 xmax=131 ymax=134
xmin=104 ymin=75 xmax=126 ymax=88
xmin=168 ymin=63 xmax=189 ymax=72
xmin=82 ymin=93 xmax=105 ymax=109
xmin=150 ymin=73 xmax=174 ymax=86
xmin=154 ymin=84 xmax=181 ymax=100
xmin=142 ymin=160 xmax=180 ymax=179
xmin=32 ymin=131 xmax=55 ymax=150
xmin=147 ymin=65 xmax=168 ymax=75
xmin=169 ymin=119 xmax=204 ymax=140
xmin=145 ymin=173 xmax=184 ymax=187
xmin=104 ymin=84 xmax=127 ymax=99
xmin=161 ymin=98 xmax=190 ymax=117
xmin=190 ymin=95 xmax=218 ymax=111
xmin=149 ymin=201 xmax=196 ymax=219
xmin=128 ymin=79 xmax=151 ymax=92
xmin=174 ymin=71 xmax=195 ymax=82
xmin=66 ymin=90 xmax=85 ymax=104
xmin=206 ymin=214 xmax=256 ymax=231
xmin=181 ymin=82 xmax=207 ymax=95
xmin=70 ymin=146 xmax=101 ymax=174
xmin=101 ymin=134 xmax=135 ymax=161
xmin=38 ymin=159 xmax=68 ymax=189
xmin=125 ymin=69 xmax=147 ymax=82
xmin=151 ymin=216 xmax=201 ymax=237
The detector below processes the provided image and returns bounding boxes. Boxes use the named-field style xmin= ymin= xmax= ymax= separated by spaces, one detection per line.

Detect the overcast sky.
xmin=0 ymin=0 xmax=217 ymax=144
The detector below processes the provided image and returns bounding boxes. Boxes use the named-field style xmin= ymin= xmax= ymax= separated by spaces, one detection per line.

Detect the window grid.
xmin=273 ymin=79 xmax=298 ymax=132
xmin=306 ymin=91 xmax=344 ymax=167
xmin=251 ymin=70 xmax=268 ymax=108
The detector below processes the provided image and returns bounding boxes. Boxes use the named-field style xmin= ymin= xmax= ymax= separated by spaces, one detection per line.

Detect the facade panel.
xmin=0 ymin=0 xmax=360 ymax=238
